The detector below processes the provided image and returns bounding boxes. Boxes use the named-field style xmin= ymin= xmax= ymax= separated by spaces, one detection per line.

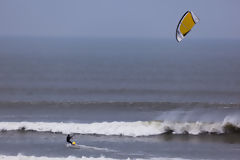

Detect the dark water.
xmin=1 ymin=131 xmax=240 ymax=160
xmin=0 ymin=37 xmax=240 ymax=160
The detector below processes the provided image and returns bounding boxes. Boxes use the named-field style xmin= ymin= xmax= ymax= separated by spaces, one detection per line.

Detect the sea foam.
xmin=0 ymin=116 xmax=239 ymax=136
xmin=0 ymin=154 xmax=196 ymax=160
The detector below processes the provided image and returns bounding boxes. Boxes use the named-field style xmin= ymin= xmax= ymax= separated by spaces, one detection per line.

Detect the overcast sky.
xmin=0 ymin=0 xmax=239 ymax=39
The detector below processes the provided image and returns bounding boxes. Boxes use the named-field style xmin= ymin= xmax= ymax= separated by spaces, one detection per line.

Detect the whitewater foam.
xmin=0 ymin=154 xmax=197 ymax=160
xmin=0 ymin=117 xmax=239 ymax=136
xmin=66 ymin=144 xmax=117 ymax=152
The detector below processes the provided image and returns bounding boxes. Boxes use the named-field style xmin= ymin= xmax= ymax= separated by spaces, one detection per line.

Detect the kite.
xmin=176 ymin=11 xmax=199 ymax=42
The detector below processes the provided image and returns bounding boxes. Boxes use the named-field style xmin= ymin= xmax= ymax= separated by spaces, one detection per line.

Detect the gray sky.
xmin=0 ymin=0 xmax=239 ymax=39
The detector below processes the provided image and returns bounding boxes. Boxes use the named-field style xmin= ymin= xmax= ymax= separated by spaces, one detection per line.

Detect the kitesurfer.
xmin=66 ymin=134 xmax=75 ymax=145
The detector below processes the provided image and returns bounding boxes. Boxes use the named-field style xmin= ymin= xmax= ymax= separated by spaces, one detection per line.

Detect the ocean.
xmin=0 ymin=37 xmax=239 ymax=160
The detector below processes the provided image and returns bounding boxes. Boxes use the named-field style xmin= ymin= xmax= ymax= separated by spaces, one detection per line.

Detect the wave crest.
xmin=1 ymin=118 xmax=240 ymax=136
xmin=0 ymin=154 xmax=193 ymax=160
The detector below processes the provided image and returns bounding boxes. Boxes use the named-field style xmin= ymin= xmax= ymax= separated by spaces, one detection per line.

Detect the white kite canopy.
xmin=176 ymin=11 xmax=200 ymax=42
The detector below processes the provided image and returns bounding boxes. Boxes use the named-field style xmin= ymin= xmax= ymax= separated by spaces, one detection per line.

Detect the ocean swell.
xmin=0 ymin=116 xmax=239 ymax=136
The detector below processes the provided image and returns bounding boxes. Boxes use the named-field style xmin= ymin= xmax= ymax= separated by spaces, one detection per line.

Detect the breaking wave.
xmin=0 ymin=154 xmax=199 ymax=160
xmin=0 ymin=116 xmax=239 ymax=136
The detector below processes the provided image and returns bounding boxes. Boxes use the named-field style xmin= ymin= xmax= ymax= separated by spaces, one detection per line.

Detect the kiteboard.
xmin=66 ymin=143 xmax=81 ymax=149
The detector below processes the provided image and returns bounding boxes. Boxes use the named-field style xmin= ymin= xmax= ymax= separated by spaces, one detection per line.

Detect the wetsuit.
xmin=66 ymin=134 xmax=73 ymax=144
